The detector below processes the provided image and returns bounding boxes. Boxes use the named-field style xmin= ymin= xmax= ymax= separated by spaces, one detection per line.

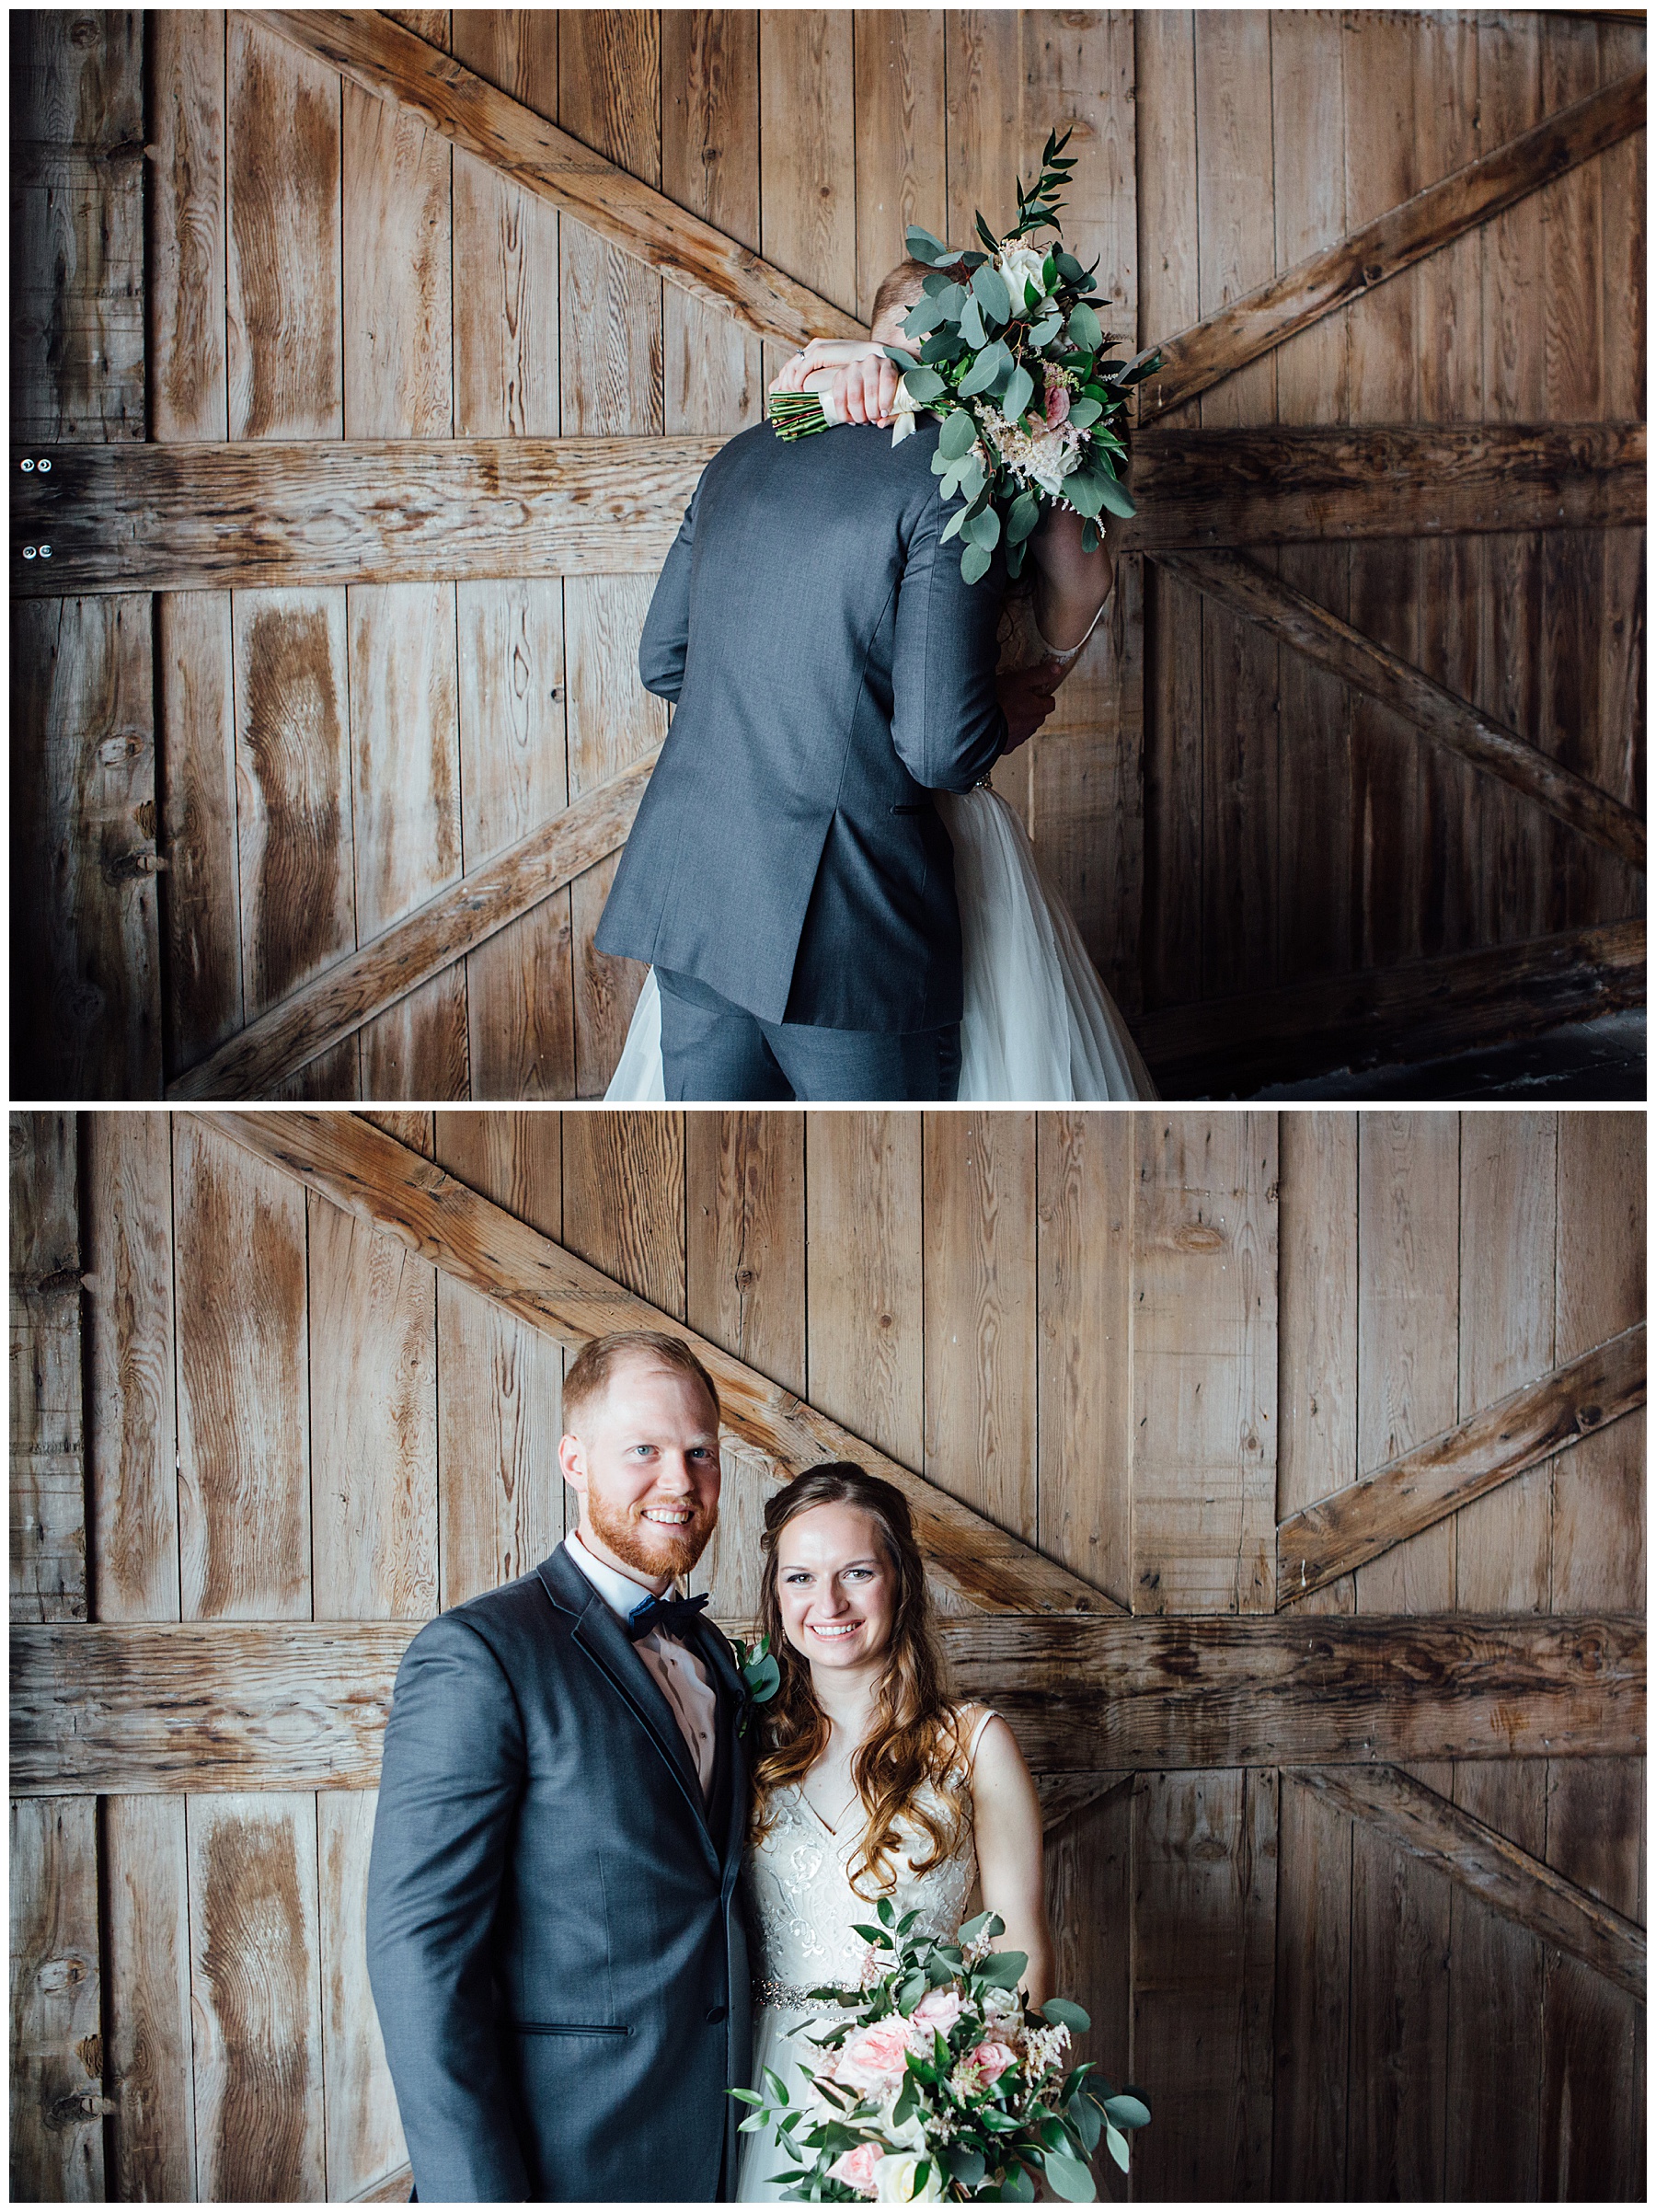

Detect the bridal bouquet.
xmin=768 ymin=131 xmax=1160 ymax=584
xmin=732 ymin=1904 xmax=1150 ymax=2202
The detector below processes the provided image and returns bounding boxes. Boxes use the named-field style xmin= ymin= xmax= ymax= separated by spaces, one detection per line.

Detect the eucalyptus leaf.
xmin=939 ymin=409 xmax=978 ymax=461
xmin=1064 ymin=474 xmax=1105 ymax=519
xmin=956 ymin=339 xmax=1008 ymax=398
xmin=976 ymin=1946 xmax=1029 ymax=1987
xmin=1067 ymin=302 xmax=1103 ymax=351
xmin=1070 ymin=2094 xmax=1103 ymax=2155
xmin=1080 ymin=521 xmax=1101 ymax=553
xmin=903 ymin=364 xmax=946 ymax=403
xmin=1042 ymin=1997 xmax=1093 ymax=2033
xmin=1102 ymin=2094 xmax=1152 ymax=2129
xmin=1029 ymin=312 xmax=1064 ymax=348
xmin=1105 ymin=2123 xmax=1130 ymax=2174
xmin=960 ymin=541 xmax=992 ymax=585
xmin=972 ymin=262 xmax=1012 ymax=325
xmin=905 ymin=225 xmax=951 ymax=265
xmin=1065 ymin=397 xmax=1102 ymax=431
xmin=920 ymin=333 xmax=966 ymax=366
xmin=940 ymin=505 xmax=967 ymax=547
xmin=1003 ymin=363 xmax=1034 ymax=421
xmin=1006 ymin=490 xmax=1041 ymax=545
xmin=1096 ymin=474 xmax=1136 ymax=519
xmin=959 ymin=457 xmax=987 ymax=502
xmin=943 ymin=2147 xmax=987 ymax=2188
xmin=960 ymin=293 xmax=989 ymax=350
xmin=900 ymin=294 xmax=947 ymax=339
xmin=1041 ymin=2150 xmax=1098 ymax=2204
xmin=1006 ymin=538 xmax=1028 ymax=581
xmin=999 ymin=2160 xmax=1036 ymax=2203
xmin=964 ymin=505 xmax=1001 ymax=549
xmin=959 ymin=1909 xmax=1004 ymax=1945
xmin=1054 ymin=250 xmax=1087 ymax=283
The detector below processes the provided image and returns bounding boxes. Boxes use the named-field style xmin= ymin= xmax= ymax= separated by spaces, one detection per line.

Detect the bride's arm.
xmin=1029 ymin=501 xmax=1118 ymax=656
xmin=968 ymin=1712 xmax=1054 ymax=2010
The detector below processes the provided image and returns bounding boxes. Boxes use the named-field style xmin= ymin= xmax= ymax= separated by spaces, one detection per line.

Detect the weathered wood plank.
xmin=1141 ymin=66 xmax=1647 ymax=419
xmin=11 ymin=9 xmax=144 ymax=444
xmin=12 ymin=1611 xmax=1643 ymax=1792
xmin=204 ymin=1110 xmax=1103 ymax=1616
xmin=1035 ymin=1112 xmax=1133 ymax=1610
xmin=1136 ymin=918 xmax=1645 ymax=1098
xmin=11 ymin=596 xmax=161 ymax=1099
xmin=10 ymin=1112 xmax=86 ymax=1623
xmin=9 ymin=1797 xmax=106 ymax=2201
xmin=1132 ymin=1113 xmax=1278 ymax=1613
xmin=104 ymin=1794 xmax=194 ymax=2202
xmin=1276 ymin=1111 xmax=1358 ymax=1618
xmin=1272 ymin=1751 xmax=1352 ymax=2195
xmin=86 ymin=1112 xmax=178 ymax=1621
xmin=173 ymin=1117 xmax=311 ymax=1619
xmin=167 ymin=747 xmax=660 ymax=1101
xmin=254 ymin=6 xmax=862 ymax=348
xmin=1133 ymin=1768 xmax=1277 ymax=2198
xmin=1156 ymin=548 xmax=1646 ymax=869
xmin=430 ymin=1113 xmax=565 ymax=1609
xmin=17 ymin=424 xmax=1639 ymax=594
xmin=186 ymin=1793 xmax=325 ymax=2200
xmin=1279 ymin=1321 xmax=1645 ymax=1603
xmin=319 ymin=1791 xmax=407 ymax=2200
xmin=1290 ymin=1765 xmax=1643 ymax=2002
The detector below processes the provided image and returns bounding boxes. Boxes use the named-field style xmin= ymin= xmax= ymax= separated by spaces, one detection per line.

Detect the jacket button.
xmin=706 ymin=2003 xmax=728 ymax=2023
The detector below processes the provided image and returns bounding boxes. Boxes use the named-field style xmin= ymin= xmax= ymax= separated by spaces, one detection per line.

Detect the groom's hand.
xmin=996 ymin=660 xmax=1064 ymax=750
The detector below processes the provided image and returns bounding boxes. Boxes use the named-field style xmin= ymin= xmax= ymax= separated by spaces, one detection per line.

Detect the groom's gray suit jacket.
xmin=365 ymin=1547 xmax=752 ymax=2202
xmin=594 ymin=418 xmax=1009 ymax=1033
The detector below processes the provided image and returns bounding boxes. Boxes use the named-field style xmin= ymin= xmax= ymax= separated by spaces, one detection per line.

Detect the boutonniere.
xmin=730 ymin=1632 xmax=780 ymax=1738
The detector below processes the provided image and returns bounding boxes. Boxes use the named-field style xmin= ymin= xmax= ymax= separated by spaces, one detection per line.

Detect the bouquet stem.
xmin=768 ymin=391 xmax=832 ymax=440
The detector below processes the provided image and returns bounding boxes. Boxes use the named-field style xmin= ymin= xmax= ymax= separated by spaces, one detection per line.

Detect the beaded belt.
xmin=754 ymin=1976 xmax=854 ymax=2011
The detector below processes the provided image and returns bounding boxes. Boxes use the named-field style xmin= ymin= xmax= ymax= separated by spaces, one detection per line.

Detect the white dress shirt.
xmin=562 ymin=1531 xmax=719 ymax=1799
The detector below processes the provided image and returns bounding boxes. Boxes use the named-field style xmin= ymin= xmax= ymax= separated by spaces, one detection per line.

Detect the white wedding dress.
xmin=604 ymin=593 xmax=1156 ymax=1104
xmin=736 ymin=1711 xmax=995 ymax=2204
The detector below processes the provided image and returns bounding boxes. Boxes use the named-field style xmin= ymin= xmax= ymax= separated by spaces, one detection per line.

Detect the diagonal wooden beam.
xmin=200 ymin=1112 xmax=1111 ymax=1617
xmin=12 ymin=1610 xmax=1641 ymax=1792
xmin=1278 ymin=1323 xmax=1646 ymax=1606
xmin=1141 ymin=68 xmax=1646 ymax=419
xmin=1135 ymin=919 xmax=1646 ymax=1098
xmin=1289 ymin=1766 xmax=1645 ymax=2003
xmin=13 ymin=423 xmax=1643 ymax=597
xmin=1156 ymin=549 xmax=1647 ymax=870
xmin=166 ymin=747 xmax=661 ymax=1100
xmin=256 ymin=9 xmax=863 ymax=350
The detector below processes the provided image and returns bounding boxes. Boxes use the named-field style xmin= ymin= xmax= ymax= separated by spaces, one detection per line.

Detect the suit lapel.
xmin=689 ymin=1615 xmax=751 ymax=1887
xmin=536 ymin=1550 xmax=712 ymax=1849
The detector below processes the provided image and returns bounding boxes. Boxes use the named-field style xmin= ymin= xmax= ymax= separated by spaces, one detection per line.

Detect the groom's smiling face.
xmin=558 ymin=1356 xmax=721 ymax=1588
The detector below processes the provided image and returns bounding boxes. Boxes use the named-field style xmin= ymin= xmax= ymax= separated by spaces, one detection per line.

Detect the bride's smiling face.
xmin=774 ymin=1503 xmax=895 ymax=1669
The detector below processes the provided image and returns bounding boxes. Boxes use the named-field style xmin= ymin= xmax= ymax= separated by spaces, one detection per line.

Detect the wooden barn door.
xmin=11 ymin=1108 xmax=1645 ymax=2200
xmin=18 ymin=12 xmax=1639 ymax=1101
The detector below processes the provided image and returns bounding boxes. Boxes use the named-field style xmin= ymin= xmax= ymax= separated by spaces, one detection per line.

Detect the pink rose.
xmin=1044 ymin=383 xmax=1071 ymax=428
xmin=970 ymin=2039 xmax=1018 ymax=2086
xmin=911 ymin=1987 xmax=964 ymax=2038
xmin=827 ymin=2142 xmax=881 ymax=2198
xmin=839 ymin=2020 xmax=915 ymax=2091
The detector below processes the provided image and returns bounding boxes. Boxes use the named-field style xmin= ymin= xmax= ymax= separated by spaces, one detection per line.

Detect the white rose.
xmin=996 ymin=244 xmax=1049 ymax=310
xmin=872 ymin=2152 xmax=946 ymax=2203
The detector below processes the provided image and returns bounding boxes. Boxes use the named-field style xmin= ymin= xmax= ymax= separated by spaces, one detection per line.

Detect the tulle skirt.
xmin=604 ymin=785 xmax=1155 ymax=1103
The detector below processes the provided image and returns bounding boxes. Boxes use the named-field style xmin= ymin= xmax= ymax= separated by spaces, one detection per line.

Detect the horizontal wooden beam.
xmin=1136 ymin=919 xmax=1645 ymax=1097
xmin=166 ymin=748 xmax=661 ymax=1100
xmin=1156 ymin=549 xmax=1646 ymax=870
xmin=256 ymin=9 xmax=862 ymax=350
xmin=1142 ymin=68 xmax=1647 ymax=418
xmin=14 ymin=424 xmax=1643 ymax=596
xmin=202 ymin=1112 xmax=1109 ymax=1618
xmin=1279 ymin=1324 xmax=1646 ymax=1604
xmin=13 ymin=1613 xmax=1640 ymax=1791
xmin=11 ymin=436 xmax=719 ymax=593
xmin=1289 ymin=1766 xmax=1646 ymax=2002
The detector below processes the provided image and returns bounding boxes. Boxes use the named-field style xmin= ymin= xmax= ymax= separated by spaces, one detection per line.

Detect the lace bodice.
xmin=743 ymin=1714 xmax=992 ymax=2007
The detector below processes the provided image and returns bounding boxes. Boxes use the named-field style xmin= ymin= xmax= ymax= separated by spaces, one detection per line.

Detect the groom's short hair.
xmin=563 ymin=1330 xmax=721 ymax=1431
xmin=871 ymin=258 xmax=935 ymax=331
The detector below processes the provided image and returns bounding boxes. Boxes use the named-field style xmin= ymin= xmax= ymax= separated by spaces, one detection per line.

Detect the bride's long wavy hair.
xmin=751 ymin=1464 xmax=970 ymax=1896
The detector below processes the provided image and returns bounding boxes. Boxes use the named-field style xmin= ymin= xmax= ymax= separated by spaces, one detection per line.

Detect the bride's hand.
xmin=768 ymin=338 xmax=876 ymax=397
xmin=816 ymin=350 xmax=902 ymax=427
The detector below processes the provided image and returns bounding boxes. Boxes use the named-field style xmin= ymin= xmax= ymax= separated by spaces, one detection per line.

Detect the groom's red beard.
xmin=587 ymin=1487 xmax=718 ymax=1581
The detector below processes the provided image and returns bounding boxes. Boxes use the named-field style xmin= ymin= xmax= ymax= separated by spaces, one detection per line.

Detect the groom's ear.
xmin=558 ymin=1431 xmax=586 ymax=1493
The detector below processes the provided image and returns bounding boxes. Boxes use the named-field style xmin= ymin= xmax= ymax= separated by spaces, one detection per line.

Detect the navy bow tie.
xmin=627 ymin=1589 xmax=711 ymax=1642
